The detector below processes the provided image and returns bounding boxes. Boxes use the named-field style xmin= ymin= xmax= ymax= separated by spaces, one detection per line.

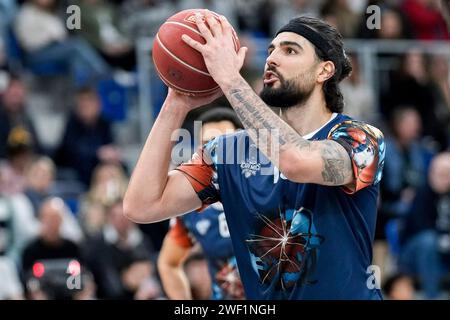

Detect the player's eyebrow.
xmin=268 ymin=41 xmax=303 ymax=52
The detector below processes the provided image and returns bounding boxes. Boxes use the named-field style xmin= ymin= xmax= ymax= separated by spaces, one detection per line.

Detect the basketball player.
xmin=158 ymin=108 xmax=244 ymax=300
xmin=124 ymin=15 xmax=386 ymax=299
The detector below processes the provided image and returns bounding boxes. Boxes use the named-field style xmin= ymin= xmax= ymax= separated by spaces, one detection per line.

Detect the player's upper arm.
xmin=284 ymin=120 xmax=385 ymax=193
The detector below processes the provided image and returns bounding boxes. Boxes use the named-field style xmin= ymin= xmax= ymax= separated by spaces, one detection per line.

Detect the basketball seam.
xmin=153 ymin=59 xmax=220 ymax=94
xmin=164 ymin=21 xmax=203 ymax=37
xmin=156 ymin=33 xmax=211 ymax=77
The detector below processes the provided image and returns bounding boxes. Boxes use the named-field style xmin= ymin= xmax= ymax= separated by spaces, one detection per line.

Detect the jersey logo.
xmin=240 ymin=160 xmax=261 ymax=178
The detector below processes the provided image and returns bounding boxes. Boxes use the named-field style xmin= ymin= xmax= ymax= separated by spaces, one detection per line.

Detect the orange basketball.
xmin=152 ymin=9 xmax=240 ymax=96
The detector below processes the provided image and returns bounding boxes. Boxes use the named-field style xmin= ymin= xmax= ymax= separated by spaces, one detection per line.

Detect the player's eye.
xmin=286 ymin=47 xmax=297 ymax=55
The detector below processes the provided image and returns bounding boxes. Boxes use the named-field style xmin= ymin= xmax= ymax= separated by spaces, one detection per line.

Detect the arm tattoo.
xmin=319 ymin=141 xmax=353 ymax=185
xmin=225 ymin=77 xmax=353 ymax=185
xmin=226 ymin=78 xmax=311 ymax=155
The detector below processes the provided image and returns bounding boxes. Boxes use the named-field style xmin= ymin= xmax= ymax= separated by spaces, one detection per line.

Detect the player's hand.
xmin=181 ymin=11 xmax=248 ymax=87
xmin=165 ymin=87 xmax=223 ymax=112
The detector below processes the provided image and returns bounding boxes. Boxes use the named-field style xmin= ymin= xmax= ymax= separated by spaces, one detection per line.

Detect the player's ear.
xmin=317 ymin=61 xmax=335 ymax=83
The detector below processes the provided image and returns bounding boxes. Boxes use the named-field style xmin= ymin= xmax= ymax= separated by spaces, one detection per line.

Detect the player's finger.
xmin=205 ymin=12 xmax=222 ymax=37
xmin=195 ymin=12 xmax=213 ymax=42
xmin=237 ymin=46 xmax=248 ymax=69
xmin=181 ymin=34 xmax=205 ymax=53
xmin=219 ymin=15 xmax=233 ymax=36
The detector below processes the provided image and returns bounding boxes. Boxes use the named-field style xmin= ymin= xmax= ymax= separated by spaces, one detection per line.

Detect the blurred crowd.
xmin=0 ymin=0 xmax=449 ymax=300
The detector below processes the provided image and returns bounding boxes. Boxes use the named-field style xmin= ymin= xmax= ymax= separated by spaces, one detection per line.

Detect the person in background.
xmin=14 ymin=0 xmax=110 ymax=86
xmin=382 ymin=273 xmax=416 ymax=300
xmin=22 ymin=197 xmax=83 ymax=299
xmin=0 ymin=126 xmax=34 ymax=195
xmin=399 ymin=151 xmax=450 ymax=299
xmin=56 ymin=86 xmax=122 ymax=186
xmin=84 ymin=199 xmax=161 ymax=299
xmin=0 ymin=75 xmax=41 ymax=158
xmin=79 ymin=162 xmax=128 ymax=237
xmin=340 ymin=53 xmax=377 ymax=123
xmin=75 ymin=0 xmax=136 ymax=72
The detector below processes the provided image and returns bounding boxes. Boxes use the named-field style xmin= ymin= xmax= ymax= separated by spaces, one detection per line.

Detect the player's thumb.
xmin=237 ymin=47 xmax=248 ymax=69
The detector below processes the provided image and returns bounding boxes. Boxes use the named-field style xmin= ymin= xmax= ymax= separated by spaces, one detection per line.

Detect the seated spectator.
xmin=340 ymin=53 xmax=377 ymax=123
xmin=429 ymin=54 xmax=450 ymax=148
xmin=79 ymin=163 xmax=128 ymax=236
xmin=22 ymin=197 xmax=83 ymax=299
xmin=0 ymin=126 xmax=34 ymax=195
xmin=0 ymin=75 xmax=42 ymax=158
xmin=56 ymin=86 xmax=122 ymax=186
xmin=399 ymin=151 xmax=450 ymax=299
xmin=401 ymin=0 xmax=450 ymax=40
xmin=382 ymin=273 xmax=416 ymax=300
xmin=320 ymin=0 xmax=361 ymax=38
xmin=14 ymin=0 xmax=110 ymax=86
xmin=84 ymin=199 xmax=161 ymax=299
xmin=22 ymin=197 xmax=83 ymax=271
xmin=75 ymin=0 xmax=136 ymax=71
xmin=381 ymin=49 xmax=447 ymax=151
xmin=23 ymin=156 xmax=57 ymax=215
xmin=10 ymin=157 xmax=84 ymax=246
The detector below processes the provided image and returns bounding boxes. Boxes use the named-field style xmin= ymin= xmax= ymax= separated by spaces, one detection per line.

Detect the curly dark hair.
xmin=293 ymin=16 xmax=352 ymax=113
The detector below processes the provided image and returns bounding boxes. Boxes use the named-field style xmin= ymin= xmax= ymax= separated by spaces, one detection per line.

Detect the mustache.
xmin=266 ymin=66 xmax=283 ymax=80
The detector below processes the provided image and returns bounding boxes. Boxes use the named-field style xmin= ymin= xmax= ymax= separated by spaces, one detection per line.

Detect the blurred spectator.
xmin=428 ymin=54 xmax=450 ymax=148
xmin=22 ymin=198 xmax=82 ymax=271
xmin=183 ymin=250 xmax=212 ymax=300
xmin=56 ymin=86 xmax=122 ymax=186
xmin=79 ymin=163 xmax=128 ymax=236
xmin=23 ymin=156 xmax=56 ymax=215
xmin=10 ymin=156 xmax=84 ymax=246
xmin=22 ymin=198 xmax=83 ymax=298
xmin=374 ymin=107 xmax=432 ymax=274
xmin=320 ymin=0 xmax=360 ymax=38
xmin=379 ymin=107 xmax=431 ymax=223
xmin=0 ymin=256 xmax=24 ymax=299
xmin=401 ymin=0 xmax=450 ymax=40
xmin=119 ymin=0 xmax=175 ymax=40
xmin=75 ymin=0 xmax=136 ymax=72
xmin=84 ymin=199 xmax=161 ymax=299
xmin=271 ymin=0 xmax=321 ymax=36
xmin=382 ymin=273 xmax=416 ymax=300
xmin=381 ymin=49 xmax=447 ymax=150
xmin=14 ymin=0 xmax=110 ymax=86
xmin=234 ymin=0 xmax=275 ymax=37
xmin=399 ymin=152 xmax=450 ymax=299
xmin=340 ymin=53 xmax=377 ymax=122
xmin=0 ymin=126 xmax=34 ymax=195
xmin=0 ymin=75 xmax=41 ymax=158
xmin=356 ymin=3 xmax=412 ymax=39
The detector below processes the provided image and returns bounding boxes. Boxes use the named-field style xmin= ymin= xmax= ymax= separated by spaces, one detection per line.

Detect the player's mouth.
xmin=263 ymin=71 xmax=279 ymax=85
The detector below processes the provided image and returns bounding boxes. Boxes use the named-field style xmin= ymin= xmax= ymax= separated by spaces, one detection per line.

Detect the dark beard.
xmin=259 ymin=73 xmax=314 ymax=109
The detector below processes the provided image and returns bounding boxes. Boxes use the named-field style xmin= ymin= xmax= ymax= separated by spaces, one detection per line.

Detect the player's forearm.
xmin=158 ymin=265 xmax=192 ymax=299
xmin=221 ymin=75 xmax=352 ymax=185
xmin=124 ymin=101 xmax=188 ymax=221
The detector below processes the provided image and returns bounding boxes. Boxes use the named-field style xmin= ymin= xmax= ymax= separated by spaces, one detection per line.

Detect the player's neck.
xmin=280 ymin=90 xmax=333 ymax=137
